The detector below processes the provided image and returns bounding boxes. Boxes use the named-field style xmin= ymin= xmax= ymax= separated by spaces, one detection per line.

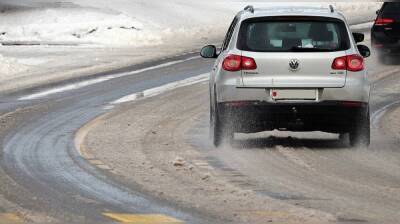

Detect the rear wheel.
xmin=349 ymin=107 xmax=370 ymax=148
xmin=210 ymin=106 xmax=222 ymax=147
xmin=210 ymin=102 xmax=233 ymax=147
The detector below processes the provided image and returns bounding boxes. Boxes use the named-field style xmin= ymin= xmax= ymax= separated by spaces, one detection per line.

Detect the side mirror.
xmin=200 ymin=45 xmax=218 ymax=58
xmin=353 ymin=33 xmax=364 ymax=43
xmin=358 ymin=45 xmax=371 ymax=58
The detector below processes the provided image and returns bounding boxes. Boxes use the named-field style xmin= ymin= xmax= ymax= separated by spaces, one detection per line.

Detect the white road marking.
xmin=111 ymin=73 xmax=209 ymax=105
xmin=18 ymin=56 xmax=200 ymax=101
xmin=19 ymin=77 xmax=111 ymax=101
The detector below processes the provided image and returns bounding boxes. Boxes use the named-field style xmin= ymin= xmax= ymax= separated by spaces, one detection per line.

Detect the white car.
xmin=201 ymin=5 xmax=371 ymax=147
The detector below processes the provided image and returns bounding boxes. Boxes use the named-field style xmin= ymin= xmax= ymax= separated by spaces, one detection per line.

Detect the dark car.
xmin=372 ymin=2 xmax=400 ymax=62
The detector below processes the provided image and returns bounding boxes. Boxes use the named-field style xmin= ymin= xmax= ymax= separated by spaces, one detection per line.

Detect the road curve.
xmin=0 ymin=54 xmax=217 ymax=223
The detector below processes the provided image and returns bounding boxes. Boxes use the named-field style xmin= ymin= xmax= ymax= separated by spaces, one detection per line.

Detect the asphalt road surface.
xmin=1 ymin=27 xmax=400 ymax=223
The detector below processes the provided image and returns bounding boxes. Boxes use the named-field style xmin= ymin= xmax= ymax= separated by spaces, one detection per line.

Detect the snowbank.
xmin=0 ymin=7 xmax=162 ymax=46
xmin=0 ymin=1 xmax=234 ymax=46
xmin=0 ymin=1 xmax=382 ymax=47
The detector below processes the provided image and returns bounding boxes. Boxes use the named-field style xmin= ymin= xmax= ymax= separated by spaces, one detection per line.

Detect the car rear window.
xmin=381 ymin=2 xmax=400 ymax=15
xmin=238 ymin=17 xmax=350 ymax=52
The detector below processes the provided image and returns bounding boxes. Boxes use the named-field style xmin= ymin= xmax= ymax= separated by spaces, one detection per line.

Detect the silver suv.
xmin=201 ymin=5 xmax=371 ymax=147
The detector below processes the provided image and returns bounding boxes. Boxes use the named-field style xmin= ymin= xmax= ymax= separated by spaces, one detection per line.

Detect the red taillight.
xmin=332 ymin=56 xmax=347 ymax=70
xmin=222 ymin=54 xmax=257 ymax=72
xmin=347 ymin=55 xmax=364 ymax=72
xmin=332 ymin=55 xmax=364 ymax=72
xmin=375 ymin=18 xmax=394 ymax=26
xmin=241 ymin=56 xmax=257 ymax=70
xmin=222 ymin=55 xmax=241 ymax=71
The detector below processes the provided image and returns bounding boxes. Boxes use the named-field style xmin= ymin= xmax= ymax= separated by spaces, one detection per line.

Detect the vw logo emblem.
xmin=289 ymin=59 xmax=300 ymax=71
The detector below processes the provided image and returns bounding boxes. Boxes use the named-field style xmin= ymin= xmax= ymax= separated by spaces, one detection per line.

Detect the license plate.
xmin=271 ymin=89 xmax=317 ymax=100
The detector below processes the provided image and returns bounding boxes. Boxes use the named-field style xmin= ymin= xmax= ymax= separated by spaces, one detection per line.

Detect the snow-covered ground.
xmin=0 ymin=1 xmax=382 ymax=93
xmin=0 ymin=1 xmax=382 ymax=46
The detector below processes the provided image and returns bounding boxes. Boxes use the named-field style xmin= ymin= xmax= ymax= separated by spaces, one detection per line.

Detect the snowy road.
xmin=0 ymin=53 xmax=216 ymax=223
xmin=1 ymin=26 xmax=400 ymax=223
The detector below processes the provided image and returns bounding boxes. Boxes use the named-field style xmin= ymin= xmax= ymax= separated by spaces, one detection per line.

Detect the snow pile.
xmin=0 ymin=7 xmax=163 ymax=46
xmin=0 ymin=1 xmax=235 ymax=46
xmin=0 ymin=1 xmax=382 ymax=47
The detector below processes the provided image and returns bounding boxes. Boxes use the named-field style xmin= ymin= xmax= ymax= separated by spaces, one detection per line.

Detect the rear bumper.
xmin=216 ymin=85 xmax=370 ymax=104
xmin=218 ymin=101 xmax=368 ymax=133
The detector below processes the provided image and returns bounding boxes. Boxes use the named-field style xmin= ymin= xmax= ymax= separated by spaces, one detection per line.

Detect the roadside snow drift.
xmin=0 ymin=1 xmax=382 ymax=47
xmin=0 ymin=7 xmax=163 ymax=46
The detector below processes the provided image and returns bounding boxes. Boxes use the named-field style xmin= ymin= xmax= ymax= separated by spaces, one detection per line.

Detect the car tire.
xmin=349 ymin=107 xmax=370 ymax=148
xmin=210 ymin=104 xmax=222 ymax=147
xmin=210 ymin=101 xmax=233 ymax=147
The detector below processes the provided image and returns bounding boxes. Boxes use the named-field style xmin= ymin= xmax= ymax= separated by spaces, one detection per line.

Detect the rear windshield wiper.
xmin=290 ymin=46 xmax=333 ymax=52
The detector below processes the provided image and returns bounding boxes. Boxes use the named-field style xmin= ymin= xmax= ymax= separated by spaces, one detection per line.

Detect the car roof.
xmin=237 ymin=6 xmax=347 ymax=22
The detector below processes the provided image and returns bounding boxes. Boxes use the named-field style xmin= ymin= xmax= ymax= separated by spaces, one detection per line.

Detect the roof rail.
xmin=329 ymin=5 xmax=335 ymax=13
xmin=244 ymin=5 xmax=254 ymax=13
